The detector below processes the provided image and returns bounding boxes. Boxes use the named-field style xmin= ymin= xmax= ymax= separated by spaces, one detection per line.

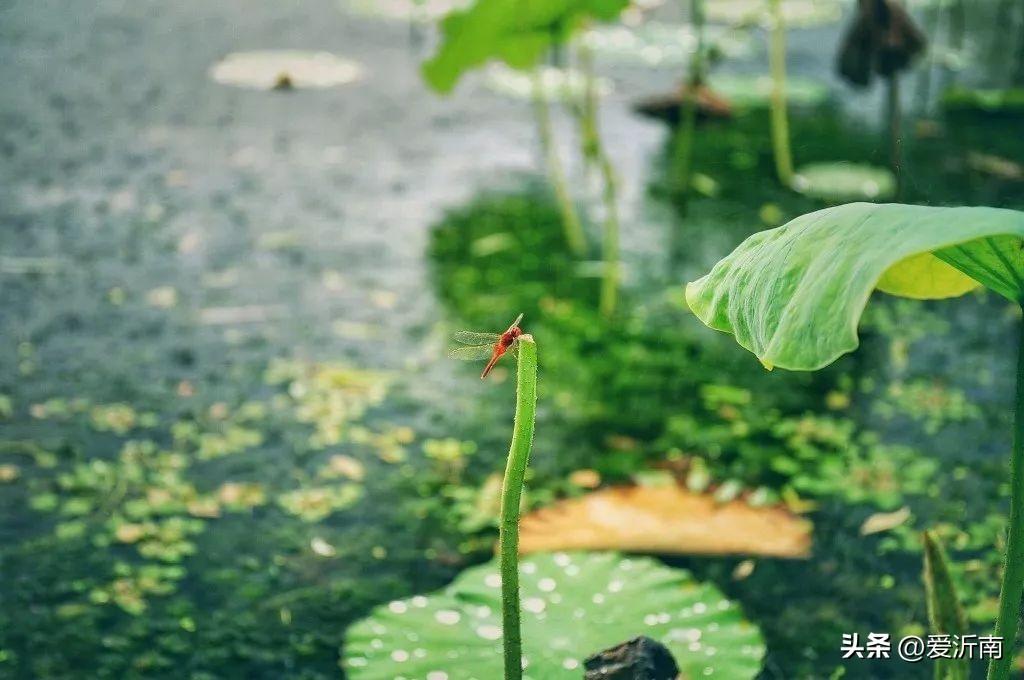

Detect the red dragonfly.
xmin=449 ymin=313 xmax=525 ymax=379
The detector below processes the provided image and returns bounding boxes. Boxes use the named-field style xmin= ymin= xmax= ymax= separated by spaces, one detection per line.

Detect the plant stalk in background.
xmin=575 ymin=42 xmax=621 ymax=318
xmin=532 ymin=68 xmax=587 ymax=256
xmin=671 ymin=0 xmax=707 ymax=207
xmin=498 ymin=335 xmax=538 ymax=680
xmin=768 ymin=0 xmax=795 ymax=187
xmin=887 ymin=73 xmax=903 ymax=199
xmin=989 ymin=318 xmax=1024 ymax=680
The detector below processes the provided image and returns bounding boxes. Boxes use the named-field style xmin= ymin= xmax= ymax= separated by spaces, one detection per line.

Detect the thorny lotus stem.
xmin=498 ymin=335 xmax=537 ymax=680
xmin=574 ymin=41 xmax=621 ymax=318
xmin=532 ymin=68 xmax=587 ymax=256
xmin=768 ymin=0 xmax=795 ymax=187
xmin=988 ymin=315 xmax=1024 ymax=680
xmin=671 ymin=0 xmax=706 ymax=207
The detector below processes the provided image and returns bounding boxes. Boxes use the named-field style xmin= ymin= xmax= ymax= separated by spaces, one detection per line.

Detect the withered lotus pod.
xmin=837 ymin=0 xmax=927 ymax=87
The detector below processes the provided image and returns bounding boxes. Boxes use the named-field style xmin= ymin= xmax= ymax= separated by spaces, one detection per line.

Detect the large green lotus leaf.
xmin=713 ymin=75 xmax=830 ymax=110
xmin=936 ymin=234 xmax=1024 ymax=302
xmin=685 ymin=203 xmax=1024 ymax=371
xmin=343 ymin=552 xmax=765 ymax=679
xmin=874 ymin=252 xmax=979 ymax=300
xmin=422 ymin=0 xmax=629 ymax=93
xmin=943 ymin=87 xmax=1024 ymax=115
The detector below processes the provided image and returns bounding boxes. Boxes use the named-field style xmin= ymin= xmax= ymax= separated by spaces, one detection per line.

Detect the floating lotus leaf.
xmin=208 ymin=51 xmax=364 ymax=90
xmin=343 ymin=552 xmax=765 ymax=679
xmin=792 ymin=162 xmax=896 ymax=202
xmin=686 ymin=203 xmax=1024 ymax=371
xmin=482 ymin=64 xmax=612 ymax=102
xmin=518 ymin=486 xmax=811 ymax=558
xmin=712 ymin=75 xmax=831 ymax=109
xmin=705 ymin=0 xmax=842 ymax=29
xmin=943 ymin=87 xmax=1024 ymax=116
xmin=421 ymin=0 xmax=629 ymax=93
xmin=581 ymin=21 xmax=752 ymax=67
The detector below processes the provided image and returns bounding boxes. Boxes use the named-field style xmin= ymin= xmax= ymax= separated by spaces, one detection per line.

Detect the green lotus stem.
xmin=914 ymin=1 xmax=942 ymax=115
xmin=597 ymin=147 xmax=621 ymax=319
xmin=1016 ymin=1 xmax=1024 ymax=85
xmin=671 ymin=0 xmax=706 ymax=206
xmin=574 ymin=41 xmax=620 ymax=318
xmin=577 ymin=39 xmax=600 ymax=178
xmin=887 ymin=74 xmax=902 ymax=200
xmin=532 ymin=68 xmax=587 ymax=256
xmin=988 ymin=316 xmax=1024 ymax=680
xmin=768 ymin=0 xmax=794 ymax=187
xmin=498 ymin=335 xmax=538 ymax=680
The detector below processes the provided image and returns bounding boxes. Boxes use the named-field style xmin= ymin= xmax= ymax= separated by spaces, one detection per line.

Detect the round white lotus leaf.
xmin=209 ymin=51 xmax=363 ymax=90
xmin=343 ymin=552 xmax=764 ymax=679
xmin=792 ymin=162 xmax=896 ymax=203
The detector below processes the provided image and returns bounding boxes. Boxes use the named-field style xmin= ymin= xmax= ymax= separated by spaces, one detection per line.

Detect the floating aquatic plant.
xmin=277 ymin=485 xmax=362 ymax=522
xmin=342 ymin=552 xmax=765 ymax=679
xmin=208 ymin=51 xmax=364 ymax=90
xmin=711 ymin=74 xmax=830 ymax=110
xmin=685 ymin=201 xmax=1024 ymax=679
xmin=791 ymin=162 xmax=896 ymax=203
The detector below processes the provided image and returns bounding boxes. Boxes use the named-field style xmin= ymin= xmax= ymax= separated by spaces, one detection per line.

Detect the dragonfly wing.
xmin=453 ymin=330 xmax=500 ymax=345
xmin=448 ymin=345 xmax=494 ymax=361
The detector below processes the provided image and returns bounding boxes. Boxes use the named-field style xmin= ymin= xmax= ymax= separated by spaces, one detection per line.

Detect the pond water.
xmin=2 ymin=0 xmax=1023 ymax=678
